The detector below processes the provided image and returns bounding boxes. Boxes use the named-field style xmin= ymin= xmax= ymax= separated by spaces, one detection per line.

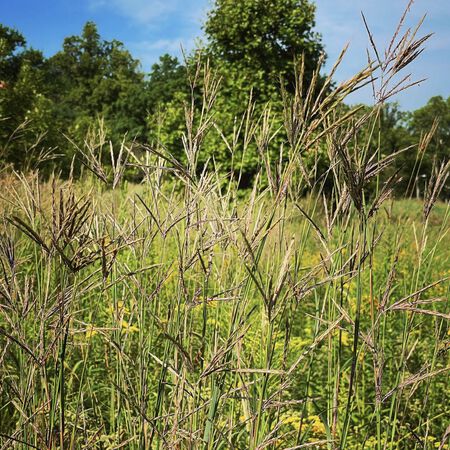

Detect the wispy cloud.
xmin=130 ymin=37 xmax=197 ymax=71
xmin=86 ymin=0 xmax=208 ymax=70
xmin=88 ymin=0 xmax=206 ymax=26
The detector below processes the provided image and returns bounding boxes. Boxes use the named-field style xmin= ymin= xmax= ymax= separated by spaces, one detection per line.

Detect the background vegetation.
xmin=0 ymin=0 xmax=449 ymax=196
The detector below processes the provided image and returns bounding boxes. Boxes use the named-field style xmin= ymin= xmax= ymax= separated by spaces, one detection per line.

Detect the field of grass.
xmin=0 ymin=164 xmax=448 ymax=450
xmin=0 ymin=22 xmax=449 ymax=450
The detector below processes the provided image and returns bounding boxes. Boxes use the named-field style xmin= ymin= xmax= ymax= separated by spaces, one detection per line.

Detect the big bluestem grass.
xmin=0 ymin=3 xmax=449 ymax=449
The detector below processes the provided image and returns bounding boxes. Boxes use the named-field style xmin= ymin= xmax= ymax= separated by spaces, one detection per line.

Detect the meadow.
xmin=0 ymin=14 xmax=449 ymax=450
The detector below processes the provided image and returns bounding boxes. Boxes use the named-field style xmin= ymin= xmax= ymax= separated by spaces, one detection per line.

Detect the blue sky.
xmin=2 ymin=0 xmax=449 ymax=110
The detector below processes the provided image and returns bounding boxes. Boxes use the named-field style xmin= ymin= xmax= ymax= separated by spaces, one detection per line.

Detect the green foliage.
xmin=204 ymin=0 xmax=324 ymax=95
xmin=0 ymin=24 xmax=26 ymax=81
xmin=380 ymin=98 xmax=450 ymax=197
xmin=48 ymin=22 xmax=147 ymax=145
xmin=149 ymin=0 xmax=329 ymax=182
xmin=0 ymin=21 xmax=153 ymax=173
xmin=146 ymin=54 xmax=187 ymax=109
xmin=145 ymin=55 xmax=190 ymax=161
xmin=0 ymin=26 xmax=57 ymax=170
xmin=409 ymin=96 xmax=450 ymax=161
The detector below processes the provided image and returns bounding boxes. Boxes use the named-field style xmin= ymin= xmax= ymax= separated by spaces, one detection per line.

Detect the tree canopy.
xmin=204 ymin=0 xmax=324 ymax=96
xmin=48 ymin=22 xmax=146 ymax=141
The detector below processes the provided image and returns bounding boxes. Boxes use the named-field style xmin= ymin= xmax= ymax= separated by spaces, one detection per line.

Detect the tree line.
xmin=0 ymin=0 xmax=448 ymax=195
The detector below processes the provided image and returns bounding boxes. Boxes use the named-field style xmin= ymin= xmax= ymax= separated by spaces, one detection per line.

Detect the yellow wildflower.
xmin=108 ymin=301 xmax=130 ymax=316
xmin=121 ymin=320 xmax=139 ymax=333
xmin=117 ymin=301 xmax=130 ymax=313
xmin=85 ymin=325 xmax=98 ymax=339
xmin=281 ymin=412 xmax=301 ymax=431
xmin=308 ymin=415 xmax=326 ymax=435
xmin=341 ymin=331 xmax=351 ymax=346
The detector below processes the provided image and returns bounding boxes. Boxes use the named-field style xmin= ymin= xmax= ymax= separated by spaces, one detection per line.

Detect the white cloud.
xmin=88 ymin=0 xmax=206 ymax=26
xmin=86 ymin=0 xmax=208 ymax=70
xmin=130 ymin=37 xmax=197 ymax=71
xmin=91 ymin=0 xmax=174 ymax=23
xmin=138 ymin=38 xmax=186 ymax=53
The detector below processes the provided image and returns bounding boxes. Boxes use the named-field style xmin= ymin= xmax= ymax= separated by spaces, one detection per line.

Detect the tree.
xmin=204 ymin=0 xmax=324 ymax=98
xmin=146 ymin=54 xmax=187 ymax=109
xmin=48 ymin=22 xmax=147 ymax=147
xmin=409 ymin=96 xmax=450 ymax=158
xmin=155 ymin=0 xmax=325 ymax=184
xmin=407 ymin=96 xmax=450 ymax=197
xmin=0 ymin=24 xmax=26 ymax=83
xmin=347 ymin=99 xmax=450 ymax=198
xmin=0 ymin=25 xmax=57 ymax=170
